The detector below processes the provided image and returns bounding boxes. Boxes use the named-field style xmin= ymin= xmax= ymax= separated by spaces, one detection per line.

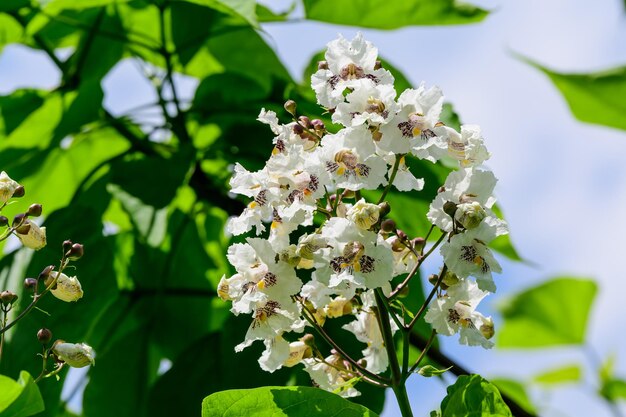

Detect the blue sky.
xmin=1 ymin=0 xmax=626 ymax=415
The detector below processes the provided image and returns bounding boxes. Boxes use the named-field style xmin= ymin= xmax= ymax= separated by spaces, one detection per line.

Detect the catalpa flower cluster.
xmin=219 ymin=33 xmax=508 ymax=396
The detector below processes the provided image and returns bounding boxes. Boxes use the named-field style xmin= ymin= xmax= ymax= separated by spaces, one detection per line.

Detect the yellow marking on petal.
xmin=336 ymin=166 xmax=346 ymax=176
xmin=257 ymin=280 xmax=266 ymax=289
xmin=412 ymin=127 xmax=422 ymax=137
xmin=473 ymin=256 xmax=484 ymax=266
xmin=248 ymin=201 xmax=257 ymax=209
xmin=271 ymin=221 xmax=280 ymax=229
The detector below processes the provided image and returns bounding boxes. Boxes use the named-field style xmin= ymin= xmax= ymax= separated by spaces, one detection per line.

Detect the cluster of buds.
xmin=219 ymin=34 xmax=508 ymax=396
xmin=0 ymin=172 xmax=94 ymax=379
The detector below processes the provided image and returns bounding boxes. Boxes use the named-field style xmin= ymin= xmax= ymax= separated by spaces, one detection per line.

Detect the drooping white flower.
xmin=303 ymin=354 xmax=360 ymax=397
xmin=52 ymin=342 xmax=95 ymax=367
xmin=437 ymin=124 xmax=490 ymax=167
xmin=424 ymin=279 xmax=494 ymax=348
xmin=343 ymin=308 xmax=389 ymax=374
xmin=0 ymin=171 xmax=21 ymax=203
xmin=50 ymin=273 xmax=83 ymax=302
xmin=16 ymin=220 xmax=46 ymax=250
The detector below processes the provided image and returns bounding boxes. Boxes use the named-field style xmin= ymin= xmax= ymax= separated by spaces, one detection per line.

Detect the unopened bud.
xmin=12 ymin=213 xmax=27 ymax=229
xmin=12 ymin=185 xmax=25 ymax=198
xmin=0 ymin=290 xmax=18 ymax=306
xmin=437 ymin=186 xmax=446 ymax=194
xmin=391 ymin=237 xmax=405 ymax=252
xmin=443 ymin=201 xmax=457 ymax=218
xmin=38 ymin=265 xmax=55 ymax=283
xmin=480 ymin=318 xmax=495 ymax=340
xmin=311 ymin=119 xmax=325 ymax=132
xmin=67 ymin=243 xmax=84 ymax=260
xmin=27 ymin=204 xmax=43 ymax=217
xmin=357 ymin=359 xmax=367 ymax=368
xmin=317 ymin=60 xmax=329 ymax=70
xmin=378 ymin=201 xmax=391 ymax=217
xmin=301 ymin=334 xmax=316 ymax=347
xmin=37 ymin=328 xmax=52 ymax=344
xmin=397 ymin=284 xmax=410 ymax=298
xmin=396 ymin=229 xmax=407 ymax=241
xmin=284 ymin=100 xmax=297 ymax=116
xmin=0 ymin=216 xmax=8 ymax=227
xmin=412 ymin=237 xmax=425 ymax=252
xmin=62 ymin=240 xmax=73 ymax=253
xmin=418 ymin=365 xmax=451 ymax=377
xmin=380 ymin=219 xmax=396 ymax=233
xmin=292 ymin=124 xmax=304 ymax=136
xmin=298 ymin=116 xmax=312 ymax=129
xmin=24 ymin=278 xmax=37 ymax=291
xmin=442 ymin=270 xmax=460 ymax=288
xmin=374 ymin=60 xmax=382 ymax=70
xmin=428 ymin=274 xmax=439 ymax=286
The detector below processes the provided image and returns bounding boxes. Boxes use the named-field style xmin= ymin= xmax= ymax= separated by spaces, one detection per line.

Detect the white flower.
xmin=283 ymin=340 xmax=312 ymax=367
xmin=50 ymin=273 xmax=83 ymax=302
xmin=317 ymin=126 xmax=388 ymax=191
xmin=427 ymin=168 xmax=497 ymax=232
xmin=378 ymin=84 xmax=446 ymax=160
xmin=258 ymin=335 xmax=290 ymax=373
xmin=332 ymin=80 xmax=397 ymax=127
xmin=440 ymin=219 xmax=507 ymax=292
xmin=303 ymin=355 xmax=360 ymax=397
xmin=52 ymin=342 xmax=95 ymax=367
xmin=343 ymin=308 xmax=389 ymax=374
xmin=16 ymin=220 xmax=46 ymax=250
xmin=384 ymin=155 xmax=424 ymax=192
xmin=311 ymin=33 xmax=394 ymax=109
xmin=437 ymin=124 xmax=490 ymax=167
xmin=0 ymin=171 xmax=20 ymax=203
xmin=424 ymin=279 xmax=494 ymax=348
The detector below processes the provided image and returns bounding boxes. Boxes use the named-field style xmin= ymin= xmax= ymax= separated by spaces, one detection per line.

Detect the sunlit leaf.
xmin=0 ymin=371 xmax=44 ymax=417
xmin=497 ymin=277 xmax=597 ymax=347
xmin=439 ymin=374 xmax=512 ymax=417
xmin=534 ymin=364 xmax=582 ymax=385
xmin=491 ymin=378 xmax=536 ymax=415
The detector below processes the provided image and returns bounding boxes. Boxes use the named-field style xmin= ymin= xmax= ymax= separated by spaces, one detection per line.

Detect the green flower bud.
xmin=284 ymin=100 xmax=297 ymax=116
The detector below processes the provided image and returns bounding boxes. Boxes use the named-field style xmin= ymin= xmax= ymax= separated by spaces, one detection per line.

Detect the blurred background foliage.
xmin=0 ymin=0 xmax=624 ymax=416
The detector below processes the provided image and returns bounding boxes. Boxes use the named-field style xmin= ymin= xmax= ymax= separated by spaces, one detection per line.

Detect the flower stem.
xmin=392 ymin=383 xmax=414 ymax=417
xmin=378 ymin=154 xmax=403 ymax=204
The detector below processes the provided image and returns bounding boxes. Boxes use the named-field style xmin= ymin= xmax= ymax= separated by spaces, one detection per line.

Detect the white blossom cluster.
xmin=219 ymin=34 xmax=508 ymax=395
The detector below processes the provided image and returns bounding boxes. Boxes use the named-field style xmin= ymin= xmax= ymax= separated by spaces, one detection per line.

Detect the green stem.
xmin=0 ymin=308 xmax=7 ymax=363
xmin=374 ymin=289 xmax=402 ymax=385
xmin=392 ymin=384 xmax=414 ymax=417
xmin=378 ymin=154 xmax=402 ymax=204
xmin=408 ymin=329 xmax=436 ymax=374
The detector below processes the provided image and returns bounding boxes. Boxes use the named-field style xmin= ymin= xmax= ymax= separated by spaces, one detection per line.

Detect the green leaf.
xmin=0 ymin=13 xmax=23 ymax=51
xmin=302 ymin=0 xmax=488 ymax=29
xmin=497 ymin=277 xmax=597 ymax=348
xmin=181 ymin=0 xmax=258 ymax=27
xmin=202 ymin=386 xmax=380 ymax=417
xmin=523 ymin=58 xmax=626 ymax=131
xmin=0 ymin=371 xmax=44 ymax=417
xmin=0 ymin=0 xmax=30 ymax=12
xmin=418 ymin=365 xmax=452 ymax=377
xmin=600 ymin=378 xmax=626 ymax=402
xmin=439 ymin=374 xmax=512 ymax=417
xmin=491 ymin=378 xmax=536 ymax=415
xmin=533 ymin=364 xmax=581 ymax=385
xmin=256 ymin=3 xmax=294 ymax=22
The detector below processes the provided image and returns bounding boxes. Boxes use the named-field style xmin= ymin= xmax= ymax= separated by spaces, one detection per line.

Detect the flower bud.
xmin=12 ymin=185 xmax=25 ymax=198
xmin=66 ymin=243 xmax=84 ymax=260
xmin=380 ymin=219 xmax=396 ymax=233
xmin=50 ymin=273 xmax=83 ymax=302
xmin=418 ymin=365 xmax=451 ymax=377
xmin=284 ymin=100 xmax=297 ymax=116
xmin=62 ymin=240 xmax=73 ymax=253
xmin=16 ymin=220 xmax=46 ymax=250
xmin=39 ymin=265 xmax=55 ymax=284
xmin=37 ymin=328 xmax=52 ymax=344
xmin=346 ymin=199 xmax=380 ymax=230
xmin=24 ymin=278 xmax=37 ymax=291
xmin=443 ymin=201 xmax=457 ymax=218
xmin=454 ymin=201 xmax=486 ymax=229
xmin=292 ymin=123 xmax=304 ymax=136
xmin=480 ymin=318 xmax=495 ymax=340
xmin=301 ymin=334 xmax=315 ymax=347
xmin=374 ymin=60 xmax=382 ymax=70
xmin=428 ymin=274 xmax=439 ymax=286
xmin=390 ymin=237 xmax=405 ymax=252
xmin=51 ymin=341 xmax=95 ymax=368
xmin=283 ymin=341 xmax=312 ymax=367
xmin=0 ymin=290 xmax=18 ymax=306
xmin=396 ymin=229 xmax=407 ymax=241
xmin=12 ymin=213 xmax=27 ymax=229
xmin=311 ymin=119 xmax=325 ymax=132
xmin=0 ymin=216 xmax=8 ymax=227
xmin=357 ymin=359 xmax=368 ymax=368
xmin=317 ymin=61 xmax=329 ymax=70
xmin=411 ymin=237 xmax=425 ymax=252
xmin=442 ymin=270 xmax=460 ymax=288
xmin=298 ymin=116 xmax=312 ymax=129
xmin=26 ymin=204 xmax=42 ymax=217
xmin=0 ymin=171 xmax=21 ymax=203
xmin=378 ymin=201 xmax=391 ymax=218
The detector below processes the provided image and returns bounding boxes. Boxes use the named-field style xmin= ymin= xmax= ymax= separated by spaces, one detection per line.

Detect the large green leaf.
xmin=525 ymin=59 xmax=626 ymax=131
xmin=0 ymin=13 xmax=23 ymax=51
xmin=439 ymin=374 xmax=512 ymax=417
xmin=497 ymin=277 xmax=597 ymax=348
xmin=202 ymin=386 xmax=380 ymax=417
xmin=302 ymin=0 xmax=488 ymax=29
xmin=0 ymin=371 xmax=44 ymax=417
xmin=491 ymin=378 xmax=536 ymax=415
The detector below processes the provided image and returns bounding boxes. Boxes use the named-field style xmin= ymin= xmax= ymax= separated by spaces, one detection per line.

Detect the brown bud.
xmin=38 ymin=265 xmax=55 ymax=282
xmin=428 ymin=274 xmax=439 ymax=286
xmin=357 ymin=358 xmax=368 ymax=368
xmin=37 ymin=328 xmax=52 ymax=344
xmin=62 ymin=240 xmax=73 ymax=253
xmin=390 ymin=237 xmax=405 ymax=252
xmin=66 ymin=243 xmax=84 ymax=260
xmin=12 ymin=213 xmax=27 ymax=228
xmin=412 ymin=237 xmax=425 ymax=252
xmin=443 ymin=201 xmax=457 ymax=218
xmin=292 ymin=124 xmax=304 ymax=135
xmin=0 ymin=216 xmax=8 ymax=227
xmin=380 ymin=219 xmax=396 ymax=233
xmin=12 ymin=185 xmax=25 ymax=198
xmin=298 ymin=116 xmax=312 ymax=129
xmin=0 ymin=290 xmax=18 ymax=306
xmin=378 ymin=202 xmax=391 ymax=217
xmin=24 ymin=278 xmax=37 ymax=291
xmin=437 ymin=186 xmax=446 ymax=193
xmin=396 ymin=229 xmax=407 ymax=241
xmin=317 ymin=61 xmax=329 ymax=70
xmin=27 ymin=204 xmax=42 ymax=217
xmin=311 ymin=119 xmax=325 ymax=132
xmin=284 ymin=99 xmax=297 ymax=116
xmin=374 ymin=60 xmax=382 ymax=70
